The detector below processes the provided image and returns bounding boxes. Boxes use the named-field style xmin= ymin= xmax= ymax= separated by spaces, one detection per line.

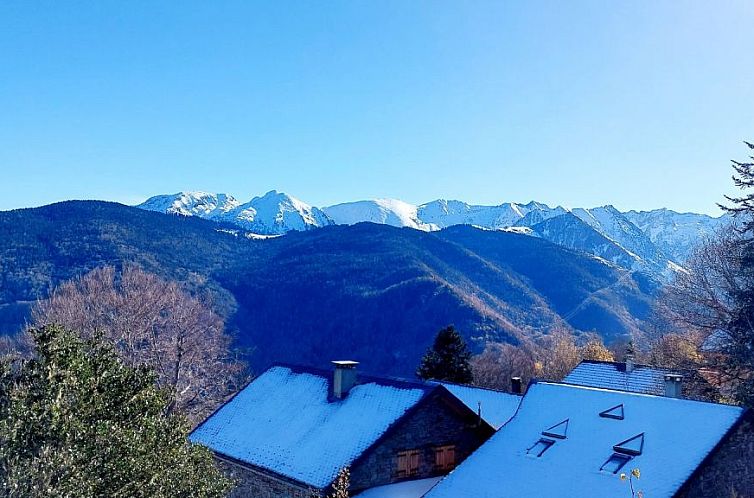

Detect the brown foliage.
xmin=32 ymin=265 xmax=247 ymax=422
xmin=472 ymin=329 xmax=614 ymax=392
xmin=471 ymin=342 xmax=537 ymax=391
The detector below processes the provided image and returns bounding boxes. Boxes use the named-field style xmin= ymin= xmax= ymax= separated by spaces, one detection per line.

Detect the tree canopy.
xmin=417 ymin=325 xmax=473 ymax=384
xmin=0 ymin=325 xmax=232 ymax=498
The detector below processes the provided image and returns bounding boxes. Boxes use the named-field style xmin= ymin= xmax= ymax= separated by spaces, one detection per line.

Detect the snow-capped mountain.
xmin=136 ymin=190 xmax=730 ymax=276
xmin=569 ymin=206 xmax=671 ymax=271
xmin=417 ymin=199 xmax=566 ymax=229
xmin=530 ymin=213 xmax=643 ymax=271
xmin=624 ymin=209 xmax=732 ymax=262
xmin=323 ymin=199 xmax=436 ymax=231
xmin=138 ymin=190 xmax=332 ymax=235
xmin=138 ymin=191 xmax=240 ymax=219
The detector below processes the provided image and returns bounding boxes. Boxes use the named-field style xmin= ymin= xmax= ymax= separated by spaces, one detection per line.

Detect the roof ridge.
xmin=578 ymin=359 xmax=676 ymax=371
xmin=270 ymin=362 xmax=434 ymax=392
xmin=543 ymin=381 xmax=745 ymax=409
xmin=434 ymin=379 xmax=522 ymax=397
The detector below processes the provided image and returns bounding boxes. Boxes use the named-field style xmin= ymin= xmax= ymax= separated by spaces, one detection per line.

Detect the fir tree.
xmin=0 ymin=325 xmax=232 ymax=498
xmin=719 ymin=141 xmax=754 ymax=407
xmin=416 ymin=325 xmax=473 ymax=383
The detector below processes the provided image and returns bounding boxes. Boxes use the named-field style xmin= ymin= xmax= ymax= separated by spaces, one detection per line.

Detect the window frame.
xmin=396 ymin=449 xmax=421 ymax=478
xmin=526 ymin=437 xmax=556 ymax=458
xmin=433 ymin=445 xmax=457 ymax=471
xmin=600 ymin=453 xmax=632 ymax=474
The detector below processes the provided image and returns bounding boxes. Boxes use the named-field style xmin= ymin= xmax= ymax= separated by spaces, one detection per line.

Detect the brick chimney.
xmin=664 ymin=373 xmax=683 ymax=398
xmin=332 ymin=361 xmax=359 ymax=399
xmin=511 ymin=376 xmax=523 ymax=395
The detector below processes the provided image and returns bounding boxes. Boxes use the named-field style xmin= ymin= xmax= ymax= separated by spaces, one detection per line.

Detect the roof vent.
xmin=542 ymin=419 xmax=569 ymax=440
xmin=332 ymin=360 xmax=359 ymax=399
xmin=599 ymin=404 xmax=625 ymax=420
xmin=664 ymin=373 xmax=683 ymax=398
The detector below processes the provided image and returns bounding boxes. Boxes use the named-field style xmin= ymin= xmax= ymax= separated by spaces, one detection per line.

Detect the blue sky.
xmin=1 ymin=1 xmax=752 ymax=214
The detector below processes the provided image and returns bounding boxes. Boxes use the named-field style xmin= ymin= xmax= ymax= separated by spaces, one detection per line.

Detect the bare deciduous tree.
xmin=656 ymin=230 xmax=743 ymax=335
xmin=471 ymin=342 xmax=536 ymax=392
xmin=472 ymin=330 xmax=615 ymax=392
xmin=32 ymin=266 xmax=247 ymax=421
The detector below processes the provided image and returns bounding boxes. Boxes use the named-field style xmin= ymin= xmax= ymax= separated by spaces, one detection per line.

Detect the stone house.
xmin=422 ymin=380 xmax=754 ymax=498
xmin=190 ymin=361 xmax=503 ymax=497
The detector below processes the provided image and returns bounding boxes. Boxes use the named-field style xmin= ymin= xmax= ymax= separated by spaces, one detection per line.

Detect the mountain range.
xmin=138 ymin=191 xmax=731 ymax=275
xmin=0 ymin=201 xmax=657 ymax=375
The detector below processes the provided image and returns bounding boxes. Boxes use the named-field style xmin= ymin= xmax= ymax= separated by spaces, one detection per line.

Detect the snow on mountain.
xmin=569 ymin=205 xmax=671 ymax=269
xmin=323 ymin=199 xmax=437 ymax=231
xmin=624 ymin=209 xmax=733 ymax=262
xmin=229 ymin=190 xmax=332 ymax=235
xmin=530 ymin=213 xmax=643 ymax=271
xmin=139 ymin=192 xmax=240 ymax=219
xmin=417 ymin=199 xmax=565 ymax=229
xmin=138 ymin=190 xmax=332 ymax=235
xmin=137 ymin=190 xmax=728 ymax=274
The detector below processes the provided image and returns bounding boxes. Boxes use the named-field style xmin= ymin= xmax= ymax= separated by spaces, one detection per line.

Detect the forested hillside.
xmin=0 ymin=201 xmax=658 ymax=374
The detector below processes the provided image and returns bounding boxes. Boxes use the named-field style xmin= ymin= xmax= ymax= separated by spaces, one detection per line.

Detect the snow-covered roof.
xmin=190 ymin=365 xmax=432 ymax=489
xmin=423 ymin=382 xmax=745 ymax=498
xmin=563 ymin=360 xmax=679 ymax=395
xmin=355 ymin=477 xmax=442 ymax=498
xmin=438 ymin=382 xmax=521 ymax=429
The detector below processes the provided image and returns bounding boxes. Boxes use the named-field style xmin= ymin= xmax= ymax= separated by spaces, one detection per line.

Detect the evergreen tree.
xmin=719 ymin=141 xmax=754 ymax=407
xmin=0 ymin=325 xmax=232 ymax=498
xmin=416 ymin=325 xmax=473 ymax=383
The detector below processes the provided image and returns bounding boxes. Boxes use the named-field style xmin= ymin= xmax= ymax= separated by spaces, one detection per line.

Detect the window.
xmin=434 ymin=445 xmax=456 ymax=471
xmin=542 ymin=419 xmax=569 ymax=439
xmin=599 ymin=404 xmax=625 ymax=420
xmin=600 ymin=453 xmax=631 ymax=474
xmin=526 ymin=437 xmax=555 ymax=457
xmin=614 ymin=433 xmax=644 ymax=456
xmin=396 ymin=449 xmax=421 ymax=477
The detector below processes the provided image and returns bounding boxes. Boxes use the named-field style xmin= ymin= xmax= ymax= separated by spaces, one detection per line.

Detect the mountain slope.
xmin=0 ymin=202 xmax=657 ymax=375
xmin=624 ymin=209 xmax=732 ymax=261
xmin=529 ymin=213 xmax=642 ymax=270
xmin=139 ymin=190 xmax=332 ymax=235
xmin=323 ymin=199 xmax=435 ymax=231
xmin=137 ymin=191 xmax=728 ymax=272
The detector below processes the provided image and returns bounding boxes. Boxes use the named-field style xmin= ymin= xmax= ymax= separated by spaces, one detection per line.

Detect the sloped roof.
xmin=354 ymin=477 xmax=442 ymax=498
xmin=190 ymin=365 xmax=433 ymax=489
xmin=438 ymin=382 xmax=521 ymax=429
xmin=563 ymin=360 xmax=679 ymax=395
xmin=423 ymin=382 xmax=745 ymax=498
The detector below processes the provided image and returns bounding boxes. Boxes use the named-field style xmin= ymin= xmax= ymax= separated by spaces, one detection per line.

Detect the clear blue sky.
xmin=1 ymin=1 xmax=753 ymax=214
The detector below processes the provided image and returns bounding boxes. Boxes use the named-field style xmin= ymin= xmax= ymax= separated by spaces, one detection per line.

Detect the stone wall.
xmin=217 ymin=457 xmax=322 ymax=498
xmin=676 ymin=415 xmax=754 ymax=498
xmin=349 ymin=390 xmax=494 ymax=493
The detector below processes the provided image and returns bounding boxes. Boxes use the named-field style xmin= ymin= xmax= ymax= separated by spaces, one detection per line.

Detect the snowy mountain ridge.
xmin=139 ymin=190 xmax=331 ymax=235
xmin=137 ymin=191 xmax=731 ymax=273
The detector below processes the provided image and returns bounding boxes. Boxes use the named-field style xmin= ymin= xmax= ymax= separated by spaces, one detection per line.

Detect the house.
xmin=422 ymin=381 xmax=754 ymax=498
xmin=564 ymin=359 xmax=684 ymax=396
xmin=189 ymin=362 xmax=496 ymax=497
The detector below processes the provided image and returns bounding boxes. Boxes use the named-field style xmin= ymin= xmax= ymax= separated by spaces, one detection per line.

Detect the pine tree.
xmin=0 ymin=325 xmax=232 ymax=498
xmin=718 ymin=141 xmax=754 ymax=407
xmin=416 ymin=325 xmax=473 ymax=383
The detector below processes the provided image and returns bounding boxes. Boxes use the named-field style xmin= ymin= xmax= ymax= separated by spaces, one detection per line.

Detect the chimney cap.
xmin=332 ymin=360 xmax=359 ymax=368
xmin=664 ymin=373 xmax=683 ymax=381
